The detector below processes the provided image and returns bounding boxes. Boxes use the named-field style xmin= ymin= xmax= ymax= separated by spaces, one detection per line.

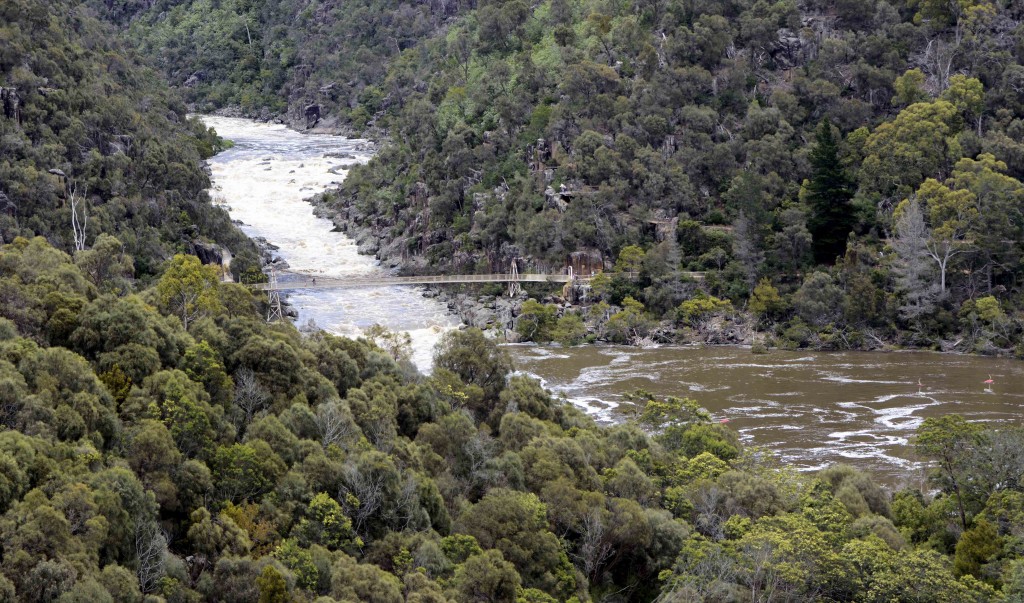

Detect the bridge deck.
xmin=248 ymin=271 xmax=704 ymax=291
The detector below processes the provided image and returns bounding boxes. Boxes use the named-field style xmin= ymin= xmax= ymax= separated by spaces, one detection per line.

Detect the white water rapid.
xmin=202 ymin=116 xmax=458 ymax=370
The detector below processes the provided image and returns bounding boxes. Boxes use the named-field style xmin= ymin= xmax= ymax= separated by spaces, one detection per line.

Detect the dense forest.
xmin=323 ymin=0 xmax=1024 ymax=353
xmin=114 ymin=0 xmax=1024 ymax=352
xmin=3 ymin=0 xmax=1024 ymax=601
xmin=0 ymin=0 xmax=265 ymax=280
xmin=97 ymin=0 xmax=476 ymax=129
xmin=2 ymin=237 xmax=1024 ymax=602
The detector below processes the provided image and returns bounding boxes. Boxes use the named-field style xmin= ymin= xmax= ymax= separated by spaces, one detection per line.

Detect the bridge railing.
xmin=247 ymin=270 xmax=704 ymax=291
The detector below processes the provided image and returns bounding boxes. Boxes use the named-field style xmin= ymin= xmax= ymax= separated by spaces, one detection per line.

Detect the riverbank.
xmin=306 ymin=188 xmax=808 ymax=349
xmin=196 ymin=114 xmax=763 ymax=348
xmin=302 ymin=187 xmax=1024 ymax=357
xmin=309 ymin=191 xmax=528 ymax=335
xmin=198 ymin=115 xmax=1024 ymax=484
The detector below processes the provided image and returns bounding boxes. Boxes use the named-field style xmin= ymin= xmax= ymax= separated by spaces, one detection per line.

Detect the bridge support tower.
xmin=267 ymin=269 xmax=284 ymax=322
xmin=508 ymin=260 xmax=523 ymax=297
xmin=562 ymin=266 xmax=577 ymax=302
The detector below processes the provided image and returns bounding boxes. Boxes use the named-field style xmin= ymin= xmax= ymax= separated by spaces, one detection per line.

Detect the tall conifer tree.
xmin=806 ymin=119 xmax=857 ymax=264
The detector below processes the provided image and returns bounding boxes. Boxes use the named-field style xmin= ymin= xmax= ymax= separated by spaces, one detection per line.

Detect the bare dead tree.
xmin=135 ymin=521 xmax=167 ymax=594
xmin=742 ymin=539 xmax=783 ymax=603
xmin=925 ymin=232 xmax=968 ymax=296
xmin=690 ymin=545 xmax=739 ymax=599
xmin=693 ymin=484 xmax=728 ymax=540
xmin=921 ymin=25 xmax=962 ymax=93
xmin=341 ymin=461 xmax=388 ymax=537
xmin=69 ymin=183 xmax=88 ymax=252
xmin=891 ymin=199 xmax=941 ymax=321
xmin=733 ymin=210 xmax=765 ymax=290
xmin=393 ymin=474 xmax=422 ymax=532
xmin=575 ymin=509 xmax=615 ymax=581
xmin=315 ymin=400 xmax=358 ymax=449
xmin=233 ymin=368 xmax=270 ymax=433
xmin=462 ymin=429 xmax=496 ymax=495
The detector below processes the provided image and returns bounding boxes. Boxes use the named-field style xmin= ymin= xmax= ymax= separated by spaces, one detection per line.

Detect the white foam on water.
xmin=828 ymin=430 xmax=907 ymax=446
xmin=820 ymin=374 xmax=907 ymax=385
xmin=513 ymin=345 xmax=571 ymax=360
xmin=712 ymin=362 xmax=786 ymax=370
xmin=510 ymin=370 xmax=552 ymax=392
xmin=795 ymin=461 xmax=834 ymax=472
xmin=683 ymin=382 xmax=715 ymax=392
xmin=865 ymin=393 xmax=906 ymax=404
xmin=571 ymin=368 xmax=615 ymax=388
xmin=566 ymin=396 xmax=621 ymax=422
xmin=607 ymin=352 xmax=636 ymax=365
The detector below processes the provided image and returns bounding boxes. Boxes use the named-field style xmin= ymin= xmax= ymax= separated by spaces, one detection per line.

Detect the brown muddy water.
xmin=507 ymin=345 xmax=1024 ymax=485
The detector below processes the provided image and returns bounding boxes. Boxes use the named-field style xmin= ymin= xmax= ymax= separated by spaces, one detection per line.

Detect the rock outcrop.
xmin=304 ymin=104 xmax=321 ymax=128
xmin=191 ymin=240 xmax=224 ymax=266
xmin=0 ymin=87 xmax=19 ymax=120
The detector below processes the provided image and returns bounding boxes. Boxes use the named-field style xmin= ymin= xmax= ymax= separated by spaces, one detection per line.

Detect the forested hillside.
xmin=106 ymin=0 xmax=1024 ymax=352
xmin=4 ymin=235 xmax=1024 ymax=602
xmin=3 ymin=0 xmax=1024 ymax=601
xmin=0 ymin=0 xmax=261 ymax=279
xmin=99 ymin=0 xmax=474 ymax=128
xmin=322 ymin=0 xmax=1024 ymax=352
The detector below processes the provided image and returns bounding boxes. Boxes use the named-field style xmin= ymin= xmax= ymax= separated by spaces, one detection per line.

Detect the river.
xmin=512 ymin=345 xmax=1024 ymax=484
xmin=203 ymin=116 xmax=1024 ymax=484
xmin=202 ymin=116 xmax=458 ymax=369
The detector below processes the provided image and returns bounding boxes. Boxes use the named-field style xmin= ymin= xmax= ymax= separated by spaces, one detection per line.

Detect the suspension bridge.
xmin=249 ymin=270 xmax=587 ymax=291
xmin=250 ymin=264 xmax=704 ymax=321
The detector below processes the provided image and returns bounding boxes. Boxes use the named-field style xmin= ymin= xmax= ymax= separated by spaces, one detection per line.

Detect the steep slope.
xmin=331 ymin=0 xmax=1024 ymax=266
xmin=100 ymin=0 xmax=476 ymax=129
xmin=102 ymin=0 xmax=1024 ymax=351
xmin=317 ymin=0 xmax=1024 ymax=349
xmin=0 ymin=0 xmax=259 ymax=278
